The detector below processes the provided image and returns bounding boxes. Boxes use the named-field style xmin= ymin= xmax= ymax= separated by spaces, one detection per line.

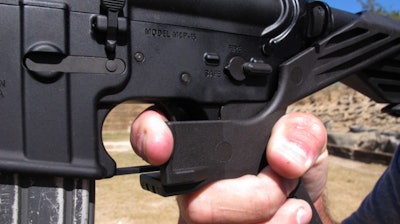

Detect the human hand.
xmin=131 ymin=110 xmax=328 ymax=224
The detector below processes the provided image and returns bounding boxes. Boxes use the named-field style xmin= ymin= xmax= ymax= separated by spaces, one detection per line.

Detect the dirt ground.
xmin=95 ymin=141 xmax=387 ymax=224
xmin=325 ymin=156 xmax=386 ymax=221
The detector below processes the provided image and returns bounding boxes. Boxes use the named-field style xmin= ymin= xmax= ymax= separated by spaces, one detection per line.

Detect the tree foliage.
xmin=357 ymin=0 xmax=400 ymax=19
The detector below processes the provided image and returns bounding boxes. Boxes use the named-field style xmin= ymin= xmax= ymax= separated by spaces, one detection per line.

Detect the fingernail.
xmin=280 ymin=141 xmax=312 ymax=169
xmin=297 ymin=207 xmax=309 ymax=224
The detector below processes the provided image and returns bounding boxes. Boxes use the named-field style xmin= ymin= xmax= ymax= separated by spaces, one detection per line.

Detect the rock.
xmin=327 ymin=129 xmax=400 ymax=154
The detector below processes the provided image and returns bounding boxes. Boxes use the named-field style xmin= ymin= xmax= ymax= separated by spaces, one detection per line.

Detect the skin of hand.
xmin=131 ymin=111 xmax=329 ymax=224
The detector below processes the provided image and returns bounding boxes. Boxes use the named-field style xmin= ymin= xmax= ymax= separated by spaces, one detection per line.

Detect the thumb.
xmin=267 ymin=112 xmax=327 ymax=179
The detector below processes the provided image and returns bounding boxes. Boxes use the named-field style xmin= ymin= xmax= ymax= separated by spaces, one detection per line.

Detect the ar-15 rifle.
xmin=1 ymin=0 xmax=400 ymax=223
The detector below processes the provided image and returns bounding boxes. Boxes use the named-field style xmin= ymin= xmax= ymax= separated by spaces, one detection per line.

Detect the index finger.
xmin=130 ymin=110 xmax=174 ymax=165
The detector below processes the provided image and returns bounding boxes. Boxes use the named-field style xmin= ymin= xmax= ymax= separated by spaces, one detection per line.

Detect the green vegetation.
xmin=357 ymin=0 xmax=400 ymax=19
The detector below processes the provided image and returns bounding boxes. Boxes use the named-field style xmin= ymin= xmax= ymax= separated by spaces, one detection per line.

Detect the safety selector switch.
xmin=225 ymin=56 xmax=273 ymax=81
